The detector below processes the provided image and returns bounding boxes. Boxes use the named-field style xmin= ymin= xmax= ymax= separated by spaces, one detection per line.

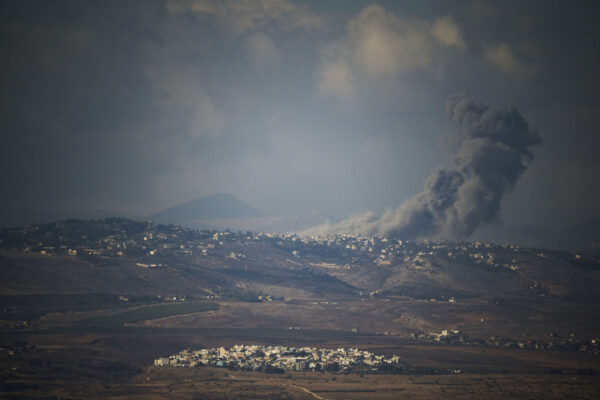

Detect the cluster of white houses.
xmin=155 ymin=344 xmax=401 ymax=373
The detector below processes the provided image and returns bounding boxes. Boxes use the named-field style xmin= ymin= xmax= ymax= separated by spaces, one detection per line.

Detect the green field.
xmin=76 ymin=302 xmax=219 ymax=328
xmin=0 ymin=293 xmax=162 ymax=321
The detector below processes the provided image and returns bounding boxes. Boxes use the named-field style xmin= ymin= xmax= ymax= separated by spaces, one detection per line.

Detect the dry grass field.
xmin=16 ymin=367 xmax=599 ymax=400
xmin=139 ymin=298 xmax=600 ymax=344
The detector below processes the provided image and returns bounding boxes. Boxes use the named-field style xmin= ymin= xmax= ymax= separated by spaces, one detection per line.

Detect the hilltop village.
xmin=0 ymin=217 xmax=581 ymax=273
xmin=155 ymin=344 xmax=403 ymax=374
xmin=0 ymin=218 xmax=590 ymax=302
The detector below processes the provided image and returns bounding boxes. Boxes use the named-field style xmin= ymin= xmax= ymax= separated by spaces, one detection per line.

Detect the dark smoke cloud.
xmin=309 ymin=95 xmax=541 ymax=239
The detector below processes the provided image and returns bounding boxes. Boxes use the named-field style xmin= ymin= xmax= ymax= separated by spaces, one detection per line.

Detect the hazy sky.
xmin=1 ymin=0 xmax=599 ymax=229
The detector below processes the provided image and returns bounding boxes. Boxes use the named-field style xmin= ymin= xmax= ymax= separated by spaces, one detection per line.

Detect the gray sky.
xmin=1 ymin=0 xmax=599 ymax=229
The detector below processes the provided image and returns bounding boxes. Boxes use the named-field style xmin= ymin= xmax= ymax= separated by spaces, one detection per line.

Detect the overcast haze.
xmin=1 ymin=0 xmax=599 ymax=231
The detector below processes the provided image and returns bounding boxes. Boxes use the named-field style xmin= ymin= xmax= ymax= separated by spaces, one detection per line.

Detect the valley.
xmin=1 ymin=218 xmax=600 ymax=398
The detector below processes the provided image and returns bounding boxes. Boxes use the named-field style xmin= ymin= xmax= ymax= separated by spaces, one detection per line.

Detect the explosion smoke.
xmin=312 ymin=94 xmax=541 ymax=239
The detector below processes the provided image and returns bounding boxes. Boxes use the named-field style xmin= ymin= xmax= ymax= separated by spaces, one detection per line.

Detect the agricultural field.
xmin=75 ymin=301 xmax=219 ymax=328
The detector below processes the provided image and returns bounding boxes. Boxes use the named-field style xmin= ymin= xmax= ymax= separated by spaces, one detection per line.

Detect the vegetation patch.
xmin=76 ymin=302 xmax=219 ymax=328
xmin=0 ymin=293 xmax=161 ymax=321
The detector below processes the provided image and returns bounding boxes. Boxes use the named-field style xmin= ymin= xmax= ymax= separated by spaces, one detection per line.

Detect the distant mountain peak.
xmin=150 ymin=193 xmax=262 ymax=225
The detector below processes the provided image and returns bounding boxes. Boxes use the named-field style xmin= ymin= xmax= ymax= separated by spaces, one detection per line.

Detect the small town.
xmin=1 ymin=218 xmax=582 ymax=275
xmin=155 ymin=344 xmax=402 ymax=373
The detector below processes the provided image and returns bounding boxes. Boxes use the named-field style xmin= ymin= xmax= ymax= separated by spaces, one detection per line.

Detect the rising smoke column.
xmin=313 ymin=94 xmax=541 ymax=239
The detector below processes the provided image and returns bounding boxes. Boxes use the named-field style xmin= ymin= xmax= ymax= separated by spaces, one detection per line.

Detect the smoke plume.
xmin=311 ymin=94 xmax=541 ymax=239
